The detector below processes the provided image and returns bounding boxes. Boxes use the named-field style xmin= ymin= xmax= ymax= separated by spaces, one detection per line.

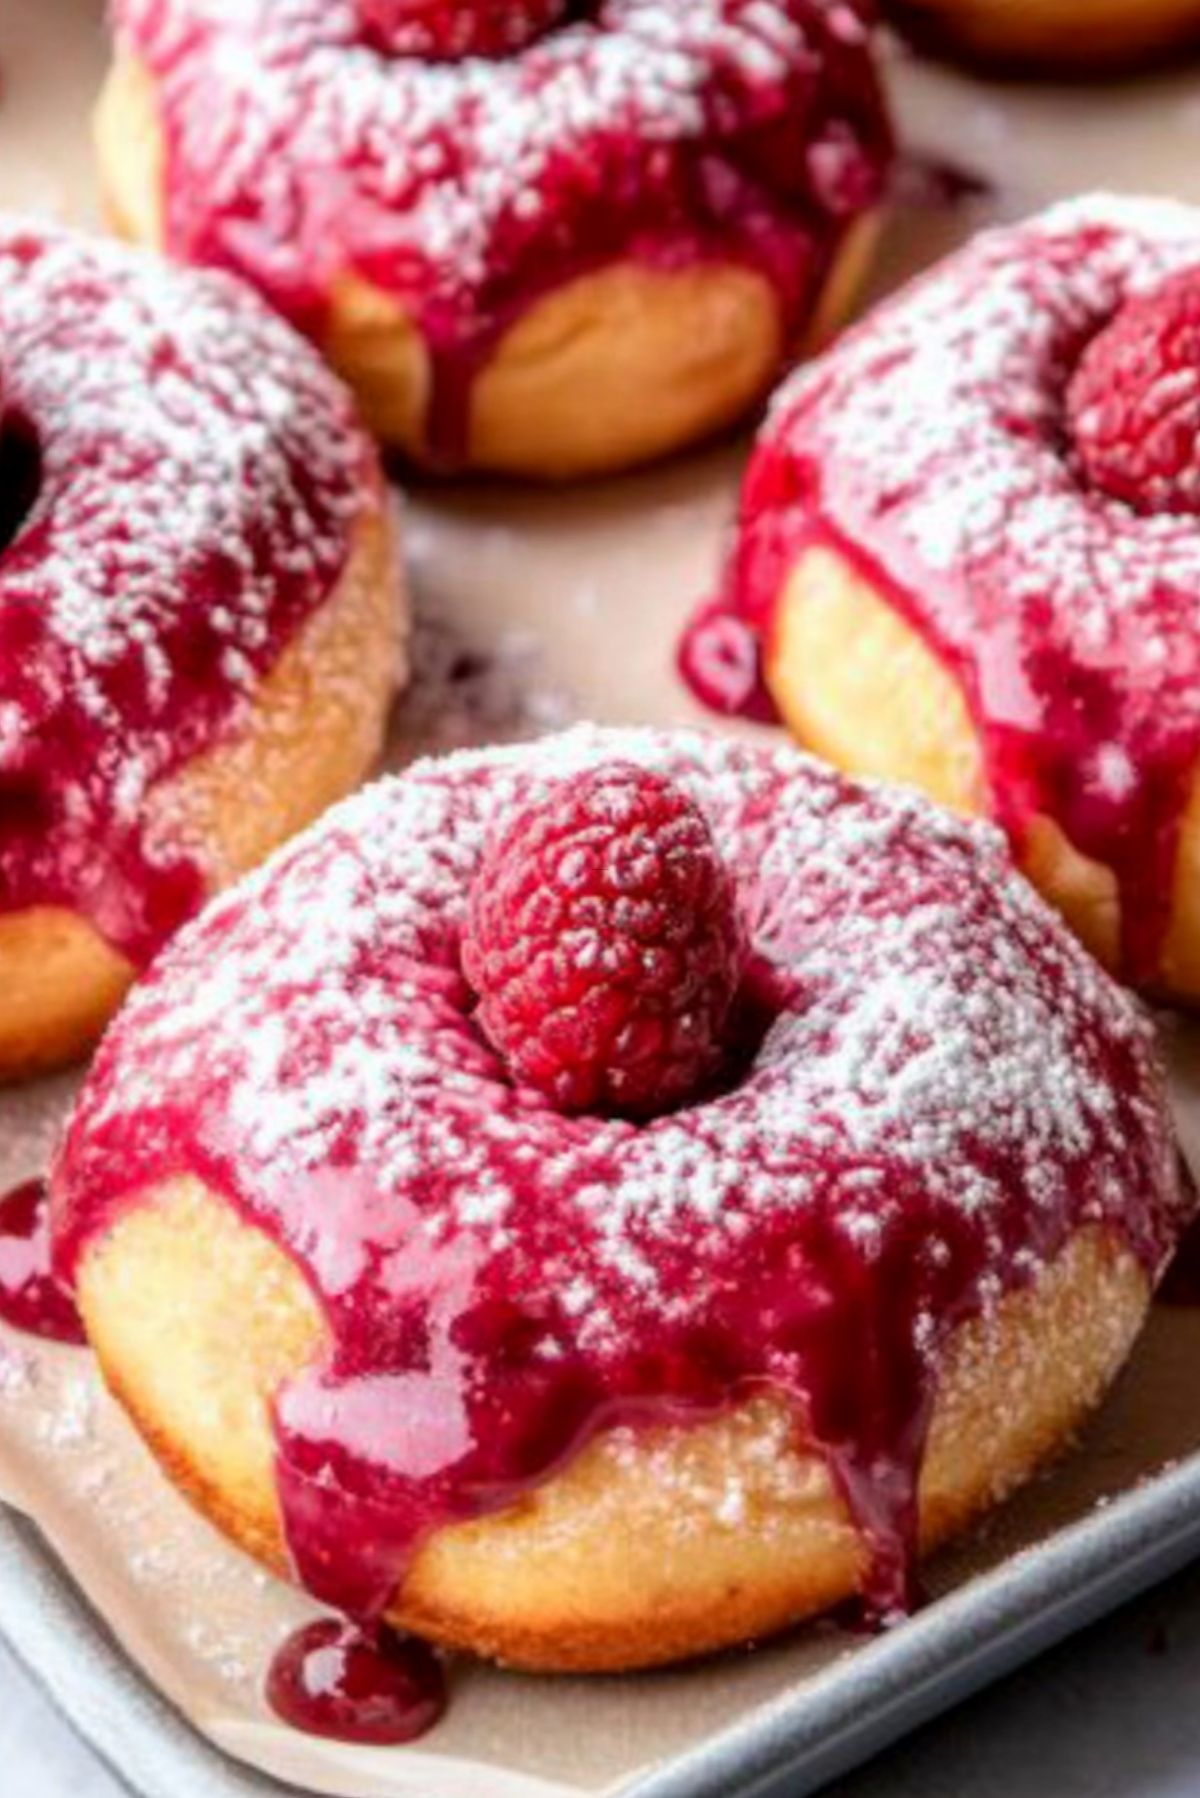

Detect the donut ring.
xmin=684 ymin=196 xmax=1200 ymax=1002
xmin=0 ymin=221 xmax=403 ymax=1080
xmin=95 ymin=0 xmax=893 ymax=480
xmin=53 ymin=727 xmax=1186 ymax=1670
xmin=882 ymin=0 xmax=1200 ymax=72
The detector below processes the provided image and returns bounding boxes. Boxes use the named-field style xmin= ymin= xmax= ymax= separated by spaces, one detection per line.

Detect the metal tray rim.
xmin=6 ymin=1443 xmax=1200 ymax=1798
xmin=624 ymin=1450 xmax=1200 ymax=1797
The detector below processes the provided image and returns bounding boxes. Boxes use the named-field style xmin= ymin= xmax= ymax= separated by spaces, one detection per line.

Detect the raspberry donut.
xmin=882 ymin=0 xmax=1200 ymax=71
xmin=53 ymin=727 xmax=1187 ymax=1673
xmin=683 ymin=195 xmax=1200 ymax=1003
xmin=0 ymin=220 xmax=403 ymax=1081
xmin=95 ymin=0 xmax=893 ymax=480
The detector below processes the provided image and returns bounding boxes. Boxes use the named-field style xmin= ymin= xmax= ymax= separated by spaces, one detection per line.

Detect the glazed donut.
xmin=683 ymin=195 xmax=1200 ymax=1003
xmin=0 ymin=220 xmax=403 ymax=1081
xmin=95 ymin=0 xmax=894 ymax=480
xmin=882 ymin=0 xmax=1200 ymax=72
xmin=52 ymin=726 xmax=1186 ymax=1671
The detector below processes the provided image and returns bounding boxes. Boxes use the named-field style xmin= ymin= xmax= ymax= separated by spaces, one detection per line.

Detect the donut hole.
xmin=0 ymin=411 xmax=42 ymax=559
xmin=0 ymin=773 xmax=57 ymax=923
xmin=0 ymin=773 xmax=52 ymax=836
xmin=700 ymin=955 xmax=780 ymax=1090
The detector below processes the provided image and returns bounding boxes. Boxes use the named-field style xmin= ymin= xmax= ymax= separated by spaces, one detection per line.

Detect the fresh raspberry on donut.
xmin=1068 ymin=266 xmax=1200 ymax=514
xmin=462 ymin=761 xmax=744 ymax=1117
xmin=357 ymin=0 xmax=569 ymax=60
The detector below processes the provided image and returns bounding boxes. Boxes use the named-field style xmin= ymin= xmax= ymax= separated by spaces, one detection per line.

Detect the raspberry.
xmin=357 ymin=0 xmax=569 ymax=60
xmin=1067 ymin=266 xmax=1200 ymax=514
xmin=462 ymin=761 xmax=744 ymax=1117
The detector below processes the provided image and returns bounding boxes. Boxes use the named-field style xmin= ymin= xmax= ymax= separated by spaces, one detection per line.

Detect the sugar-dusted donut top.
xmin=696 ymin=194 xmax=1200 ymax=983
xmin=53 ymin=726 xmax=1186 ymax=1621
xmin=0 ymin=220 xmax=378 ymax=963
xmin=111 ymin=0 xmax=893 ymax=464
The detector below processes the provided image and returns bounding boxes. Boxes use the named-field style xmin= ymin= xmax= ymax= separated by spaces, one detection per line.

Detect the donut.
xmin=681 ymin=195 xmax=1200 ymax=1003
xmin=881 ymin=0 xmax=1200 ymax=72
xmin=0 ymin=219 xmax=403 ymax=1081
xmin=95 ymin=0 xmax=894 ymax=480
xmin=52 ymin=726 xmax=1187 ymax=1671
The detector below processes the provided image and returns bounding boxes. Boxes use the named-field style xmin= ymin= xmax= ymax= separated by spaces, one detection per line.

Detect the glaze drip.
xmin=52 ymin=729 xmax=1187 ymax=1628
xmin=266 ymin=1618 xmax=446 ymax=1743
xmin=0 ymin=1180 xmax=84 ymax=1346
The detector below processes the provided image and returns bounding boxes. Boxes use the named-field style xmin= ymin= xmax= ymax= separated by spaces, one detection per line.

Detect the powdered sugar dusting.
xmin=722 ymin=193 xmax=1200 ymax=984
xmin=0 ymin=218 xmax=376 ymax=960
xmin=765 ymin=193 xmax=1200 ymax=628
xmin=117 ymin=0 xmax=878 ymax=292
xmin=60 ymin=719 xmax=1181 ymax=1323
xmin=113 ymin=0 xmax=892 ymax=462
xmin=56 ymin=726 xmax=1185 ymax=1616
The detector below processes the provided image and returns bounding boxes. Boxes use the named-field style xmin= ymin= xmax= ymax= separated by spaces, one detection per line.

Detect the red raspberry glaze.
xmin=52 ymin=728 xmax=1187 ymax=1627
xmin=1068 ymin=266 xmax=1200 ymax=515
xmin=358 ymin=0 xmax=569 ymax=59
xmin=682 ymin=197 xmax=1200 ymax=986
xmin=265 ymin=1618 xmax=445 ymax=1744
xmin=110 ymin=0 xmax=893 ymax=468
xmin=0 ymin=1180 xmax=84 ymax=1347
xmin=462 ymin=760 xmax=744 ymax=1115
xmin=0 ymin=221 xmax=379 ymax=965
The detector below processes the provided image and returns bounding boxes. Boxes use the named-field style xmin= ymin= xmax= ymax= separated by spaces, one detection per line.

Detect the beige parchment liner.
xmin=7 ymin=2 xmax=1200 ymax=1793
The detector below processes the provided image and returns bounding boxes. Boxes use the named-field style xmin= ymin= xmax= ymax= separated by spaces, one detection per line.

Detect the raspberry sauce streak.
xmin=112 ymin=0 xmax=893 ymax=469
xmin=682 ymin=200 xmax=1200 ymax=986
xmin=266 ymin=1619 xmax=445 ymax=1744
xmin=52 ymin=732 xmax=1187 ymax=1653
xmin=0 ymin=1180 xmax=84 ymax=1345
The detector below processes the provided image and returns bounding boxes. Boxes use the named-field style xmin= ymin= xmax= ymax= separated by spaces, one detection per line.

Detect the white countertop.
xmin=1 ymin=1637 xmax=123 ymax=1798
xmin=4 ymin=1558 xmax=1200 ymax=1798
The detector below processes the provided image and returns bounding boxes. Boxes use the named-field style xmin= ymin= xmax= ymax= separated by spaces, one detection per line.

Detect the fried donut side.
xmin=767 ymin=546 xmax=1200 ymax=1000
xmin=764 ymin=548 xmax=1130 ymax=976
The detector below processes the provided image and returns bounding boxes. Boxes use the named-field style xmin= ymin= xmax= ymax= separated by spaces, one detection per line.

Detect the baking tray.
xmin=7 ymin=1435 xmax=1200 ymax=1798
xmin=8 ymin=4 xmax=1200 ymax=1796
